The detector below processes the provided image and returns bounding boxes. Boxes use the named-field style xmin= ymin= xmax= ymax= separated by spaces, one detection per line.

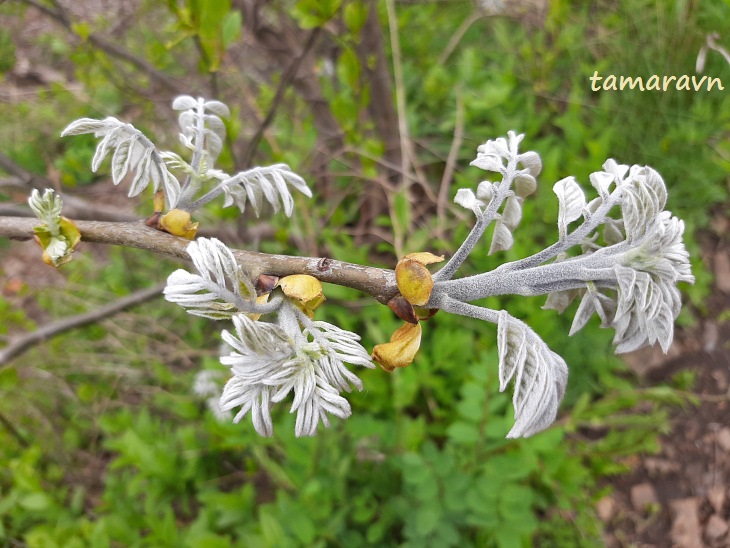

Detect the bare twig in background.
xmin=438 ymin=11 xmax=487 ymax=66
xmin=241 ymin=28 xmax=322 ymax=167
xmin=385 ymin=0 xmax=411 ymax=191
xmin=437 ymin=91 xmax=465 ymax=239
xmin=237 ymin=0 xmax=344 ymax=180
xmin=0 ymin=283 xmax=166 ymax=367
xmin=18 ymin=0 xmax=180 ymax=93
xmin=0 ymin=152 xmax=138 ymax=222
xmin=0 ymin=411 xmax=29 ymax=447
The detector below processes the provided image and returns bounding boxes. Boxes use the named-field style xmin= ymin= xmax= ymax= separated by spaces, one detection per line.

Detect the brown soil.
xmin=600 ymin=211 xmax=730 ymax=548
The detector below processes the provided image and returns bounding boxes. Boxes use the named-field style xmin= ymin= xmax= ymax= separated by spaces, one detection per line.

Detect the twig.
xmin=0 ymin=410 xmax=29 ymax=447
xmin=241 ymin=28 xmax=322 ymax=167
xmin=18 ymin=0 xmax=179 ymax=92
xmin=0 ymin=152 xmax=137 ymax=222
xmin=385 ymin=0 xmax=410 ymax=188
xmin=0 ymin=216 xmax=399 ymax=304
xmin=0 ymin=283 xmax=166 ymax=367
xmin=437 ymin=91 xmax=465 ymax=239
xmin=437 ymin=11 xmax=486 ymax=66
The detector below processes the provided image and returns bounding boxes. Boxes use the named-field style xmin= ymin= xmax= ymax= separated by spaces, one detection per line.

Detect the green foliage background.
xmin=0 ymin=0 xmax=727 ymax=546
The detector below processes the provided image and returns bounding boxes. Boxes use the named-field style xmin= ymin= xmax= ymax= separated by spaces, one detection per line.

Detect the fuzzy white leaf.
xmin=61 ymin=116 xmax=181 ymax=208
xmin=470 ymin=154 xmax=504 ymax=173
xmin=220 ymin=379 xmax=273 ymax=436
xmin=476 ymin=181 xmax=494 ymax=202
xmin=128 ymin=147 xmax=154 ymax=197
xmin=172 ymin=95 xmax=198 ymax=111
xmin=178 ymin=111 xmax=195 ymax=135
xmin=204 ymin=100 xmax=231 ymax=118
xmin=60 ymin=117 xmax=118 ymax=137
xmin=304 ymin=321 xmax=374 ymax=393
xmin=219 ymin=312 xmax=370 ymax=438
xmin=164 ymin=238 xmax=255 ymax=319
xmin=44 ymin=237 xmax=69 ymax=262
xmin=221 ymin=165 xmax=312 ymax=217
xmin=603 ymin=218 xmax=625 ymax=245
xmin=28 ymin=189 xmax=63 ymax=233
xmin=489 ymin=219 xmax=513 ymax=254
xmin=159 ymin=151 xmax=194 ymax=175
xmin=569 ymin=284 xmax=615 ymax=336
xmin=207 ymin=131 xmax=223 ymax=160
xmin=497 ymin=311 xmax=569 ymax=438
xmin=621 ymin=166 xmax=667 ymax=242
xmin=516 ymin=150 xmax=542 ymax=177
xmin=553 ymin=176 xmax=586 ymax=239
xmin=205 ymin=115 xmax=226 ymax=138
xmin=542 ymin=288 xmax=580 ymax=314
xmin=502 ymin=196 xmax=523 ymax=231
xmin=91 ymin=125 xmax=125 ymax=172
xmin=612 ymin=264 xmax=679 ymax=353
xmin=602 ymin=159 xmax=629 ymax=183
xmin=589 ymin=170 xmax=614 ymax=199
xmin=111 ymin=138 xmax=133 ymax=184
xmin=454 ymin=188 xmax=483 ymax=214
xmin=514 ymin=172 xmax=537 ymax=198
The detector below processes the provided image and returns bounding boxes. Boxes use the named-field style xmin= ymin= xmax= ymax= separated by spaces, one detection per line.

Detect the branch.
xmin=0 ymin=282 xmax=166 ymax=367
xmin=240 ymin=27 xmax=322 ymax=167
xmin=0 ymin=216 xmax=399 ymax=304
xmin=436 ymin=91 xmax=465 ymax=239
xmin=19 ymin=0 xmax=180 ymax=93
xmin=0 ymin=152 xmax=138 ymax=222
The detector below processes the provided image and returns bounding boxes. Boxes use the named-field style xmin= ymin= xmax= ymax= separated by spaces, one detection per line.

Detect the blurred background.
xmin=0 ymin=0 xmax=728 ymax=546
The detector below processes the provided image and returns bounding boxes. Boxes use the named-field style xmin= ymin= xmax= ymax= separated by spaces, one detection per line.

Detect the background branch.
xmin=0 ymin=283 xmax=166 ymax=367
xmin=0 ymin=152 xmax=139 ymax=222
xmin=18 ymin=0 xmax=180 ymax=93
xmin=240 ymin=27 xmax=321 ymax=168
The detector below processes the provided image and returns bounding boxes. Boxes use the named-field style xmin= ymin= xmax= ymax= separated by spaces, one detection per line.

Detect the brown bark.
xmin=0 ymin=217 xmax=399 ymax=304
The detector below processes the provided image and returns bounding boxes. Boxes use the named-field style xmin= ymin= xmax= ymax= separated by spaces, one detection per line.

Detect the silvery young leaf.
xmin=172 ymin=95 xmax=198 ymax=111
xmin=621 ymin=166 xmax=667 ymax=242
xmin=514 ymin=172 xmax=537 ymax=198
xmin=206 ymin=131 xmax=224 ymax=161
xmin=28 ymin=188 xmax=62 ymax=233
xmin=497 ymin=310 xmax=569 ymax=438
xmin=516 ymin=150 xmax=542 ymax=177
xmin=476 ymin=181 xmax=494 ymax=202
xmin=501 ymin=196 xmax=523 ymax=231
xmin=220 ymin=378 xmax=274 ymax=436
xmin=61 ymin=117 xmax=181 ymax=208
xmin=205 ymin=115 xmax=226 ymax=138
xmin=569 ymin=283 xmax=616 ymax=335
xmin=219 ymin=313 xmax=370 ymax=438
xmin=221 ymin=164 xmax=312 ymax=217
xmin=603 ymin=218 xmax=625 ymax=245
xmin=174 ymin=97 xmax=231 ymax=163
xmin=602 ymin=159 xmax=629 ymax=184
xmin=303 ymin=321 xmax=374 ymax=392
xmin=589 ymin=170 xmax=614 ymax=199
xmin=159 ymin=151 xmax=194 ymax=175
xmin=204 ymin=100 xmax=231 ymax=119
xmin=164 ymin=237 xmax=255 ymax=319
xmin=612 ymin=264 xmax=677 ymax=353
xmin=489 ymin=219 xmax=513 ymax=255
xmin=542 ymin=288 xmax=580 ymax=314
xmin=553 ymin=176 xmax=586 ymax=239
xmin=453 ymin=188 xmax=483 ymax=214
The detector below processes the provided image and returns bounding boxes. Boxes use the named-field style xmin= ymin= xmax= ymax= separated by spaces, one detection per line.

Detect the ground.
xmin=601 ymin=208 xmax=730 ymax=548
